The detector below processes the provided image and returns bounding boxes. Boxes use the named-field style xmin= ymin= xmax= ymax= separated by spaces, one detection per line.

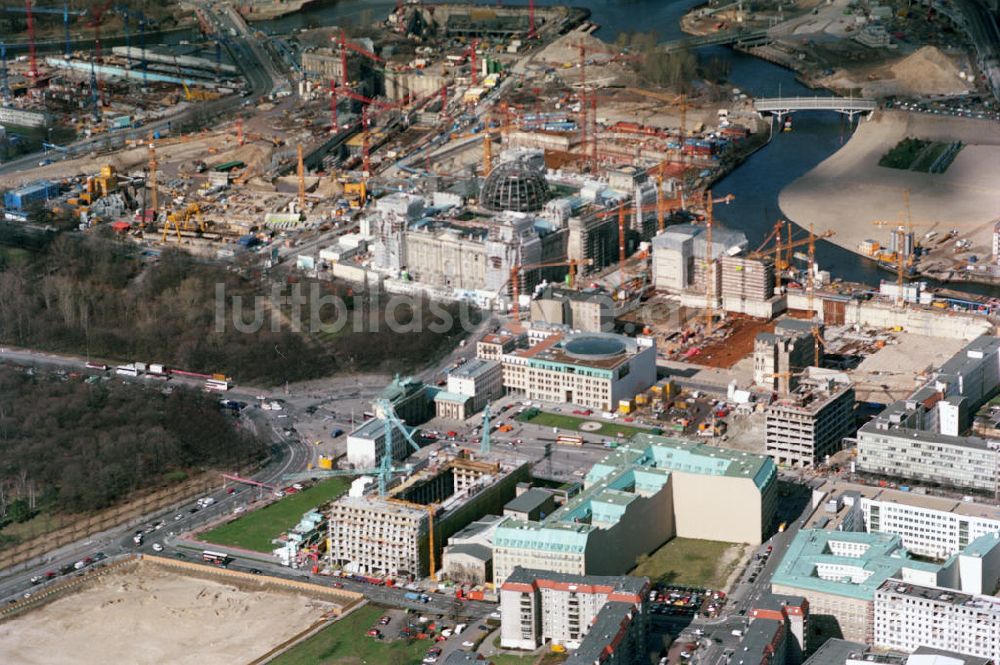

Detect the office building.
xmin=857 ymin=336 xmax=1000 ymax=493
xmin=493 ymin=435 xmax=777 ymax=584
xmin=812 ymin=479 xmax=1000 ymax=560
xmin=345 ymin=417 xmax=414 ymax=469
xmin=764 ymin=376 xmax=856 ymax=468
xmin=720 ymin=255 xmax=785 ymax=318
xmin=499 ymin=567 xmax=649 ymax=657
xmin=874 ymin=579 xmax=1000 ymax=662
xmin=771 ymin=529 xmax=1000 ymax=643
xmin=651 ymin=224 xmax=748 ymax=295
xmin=500 ymin=331 xmax=656 ymax=412
xmin=379 ymin=375 xmax=434 ymax=426
xmin=803 ymin=644 xmax=991 ymax=665
xmin=442 ymin=515 xmax=503 ymax=585
xmin=435 ymin=359 xmax=503 ymax=420
xmin=327 ymin=458 xmax=529 ymax=577
xmin=530 ymin=286 xmax=614 ymax=333
xmin=504 ymin=487 xmax=557 ymax=522
xmin=478 ymin=332 xmax=519 ymax=361
xmin=754 ymin=318 xmax=817 ymax=394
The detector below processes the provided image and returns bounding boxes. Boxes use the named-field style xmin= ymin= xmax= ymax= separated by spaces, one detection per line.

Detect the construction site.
xmin=325 ymin=407 xmax=531 ymax=580
xmin=0 ymin=555 xmax=361 ymax=665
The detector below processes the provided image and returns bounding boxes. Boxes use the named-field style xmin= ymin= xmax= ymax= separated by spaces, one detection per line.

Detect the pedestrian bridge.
xmin=660 ymin=28 xmax=772 ymax=53
xmin=753 ymin=96 xmax=878 ymax=119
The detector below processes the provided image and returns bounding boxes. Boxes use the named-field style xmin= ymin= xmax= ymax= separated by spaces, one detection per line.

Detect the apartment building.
xmin=874 ymin=579 xmax=1000 ymax=663
xmin=813 ymin=479 xmax=1000 ymax=560
xmin=327 ymin=459 xmax=529 ymax=578
xmin=754 ymin=318 xmax=817 ymax=394
xmin=493 ymin=435 xmax=777 ymax=585
xmin=749 ymin=594 xmax=809 ymax=665
xmin=500 ymin=332 xmax=656 ymax=412
xmin=499 ymin=567 xmax=649 ymax=656
xmin=771 ymin=529 xmax=1000 ymax=643
xmin=327 ymin=496 xmax=427 ymax=576
xmin=765 ymin=376 xmax=856 ymax=468
xmin=857 ymin=335 xmax=1000 ymax=493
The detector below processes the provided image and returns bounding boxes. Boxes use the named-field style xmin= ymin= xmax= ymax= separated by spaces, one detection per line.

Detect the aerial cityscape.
xmin=0 ymin=0 xmax=999 ymax=664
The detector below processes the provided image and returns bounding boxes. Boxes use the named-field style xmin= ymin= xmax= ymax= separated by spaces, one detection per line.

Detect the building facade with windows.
xmin=499 ymin=567 xmax=649 ymax=655
xmin=764 ymin=376 xmax=855 ymax=468
xmin=857 ymin=336 xmax=1000 ymax=493
xmin=812 ymin=480 xmax=1000 ymax=560
xmin=500 ymin=332 xmax=656 ymax=413
xmin=873 ymin=579 xmax=1000 ymax=662
xmin=772 ymin=529 xmax=1000 ymax=643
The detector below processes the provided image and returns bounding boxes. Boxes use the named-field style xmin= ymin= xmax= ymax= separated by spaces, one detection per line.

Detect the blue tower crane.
xmin=480 ymin=402 xmax=491 ymax=455
xmin=0 ymin=42 xmax=9 ymax=104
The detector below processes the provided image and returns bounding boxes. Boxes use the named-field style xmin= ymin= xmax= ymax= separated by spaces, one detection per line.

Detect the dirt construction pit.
xmin=0 ymin=563 xmax=337 ymax=665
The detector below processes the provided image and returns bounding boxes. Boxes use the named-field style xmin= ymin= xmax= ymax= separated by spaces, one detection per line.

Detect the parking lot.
xmin=359 ymin=607 xmax=497 ymax=665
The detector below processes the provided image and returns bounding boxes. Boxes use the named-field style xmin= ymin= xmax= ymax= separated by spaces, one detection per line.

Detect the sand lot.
xmin=0 ymin=565 xmax=336 ymax=665
xmin=780 ymin=111 xmax=1000 ymax=257
xmin=847 ymin=332 xmax=969 ymax=403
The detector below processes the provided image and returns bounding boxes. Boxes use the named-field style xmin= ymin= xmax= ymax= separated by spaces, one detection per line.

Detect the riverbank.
xmin=240 ymin=0 xmax=321 ymax=22
xmin=779 ymin=109 xmax=1000 ymax=285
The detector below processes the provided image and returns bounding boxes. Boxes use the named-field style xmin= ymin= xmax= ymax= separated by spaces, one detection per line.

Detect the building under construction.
xmin=326 ymin=455 xmax=530 ymax=579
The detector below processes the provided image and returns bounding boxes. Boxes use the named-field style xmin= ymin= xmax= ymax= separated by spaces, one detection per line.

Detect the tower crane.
xmin=147 ymin=133 xmax=158 ymax=220
xmin=508 ymin=258 xmax=593 ymax=322
xmin=297 ymin=143 xmax=306 ymax=213
xmin=464 ymin=39 xmax=479 ymax=86
xmin=699 ymin=190 xmax=735 ymax=332
xmin=748 ymin=221 xmax=834 ymax=287
xmin=88 ymin=0 xmax=113 ymax=107
xmin=4 ymin=2 xmax=85 ymax=64
xmin=0 ymin=41 xmax=9 ymax=103
xmin=480 ymin=402 xmax=491 ymax=455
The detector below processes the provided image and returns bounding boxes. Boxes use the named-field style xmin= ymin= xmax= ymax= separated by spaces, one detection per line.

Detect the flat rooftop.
xmin=772 ymin=529 xmax=940 ymax=601
xmin=504 ymin=566 xmax=649 ymax=596
xmin=877 ymin=577 xmax=1000 ymax=614
xmin=815 ymin=479 xmax=1000 ymax=522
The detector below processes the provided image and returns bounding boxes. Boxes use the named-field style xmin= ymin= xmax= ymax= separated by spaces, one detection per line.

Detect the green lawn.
xmin=631 ymin=537 xmax=744 ymax=590
xmin=271 ymin=604 xmax=428 ymax=665
xmin=491 ymin=655 xmax=541 ymax=665
xmin=521 ymin=411 xmax=648 ymax=440
xmin=201 ymin=477 xmax=350 ymax=552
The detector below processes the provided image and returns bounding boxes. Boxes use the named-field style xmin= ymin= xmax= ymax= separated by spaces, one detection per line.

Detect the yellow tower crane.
xmin=297 ymin=144 xmax=306 ymax=214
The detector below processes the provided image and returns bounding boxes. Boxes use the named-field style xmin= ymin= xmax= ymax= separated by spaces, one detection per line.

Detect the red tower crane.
xmin=24 ymin=0 xmax=39 ymax=78
xmin=465 ymin=40 xmax=479 ymax=86
xmin=330 ymin=79 xmax=338 ymax=130
xmin=88 ymin=1 xmax=113 ymax=107
xmin=528 ymin=0 xmax=536 ymax=39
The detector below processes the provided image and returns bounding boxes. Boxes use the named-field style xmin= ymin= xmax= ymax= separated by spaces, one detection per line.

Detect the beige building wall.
xmin=582 ymin=478 xmax=676 ymax=575
xmin=670 ymin=473 xmax=770 ymax=544
xmin=405 ymin=233 xmax=487 ymax=290
xmin=772 ymin=583 xmax=871 ymax=643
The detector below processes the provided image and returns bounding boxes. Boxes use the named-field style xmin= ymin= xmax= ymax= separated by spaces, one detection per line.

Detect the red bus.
xmin=202 ymin=550 xmax=231 ymax=566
